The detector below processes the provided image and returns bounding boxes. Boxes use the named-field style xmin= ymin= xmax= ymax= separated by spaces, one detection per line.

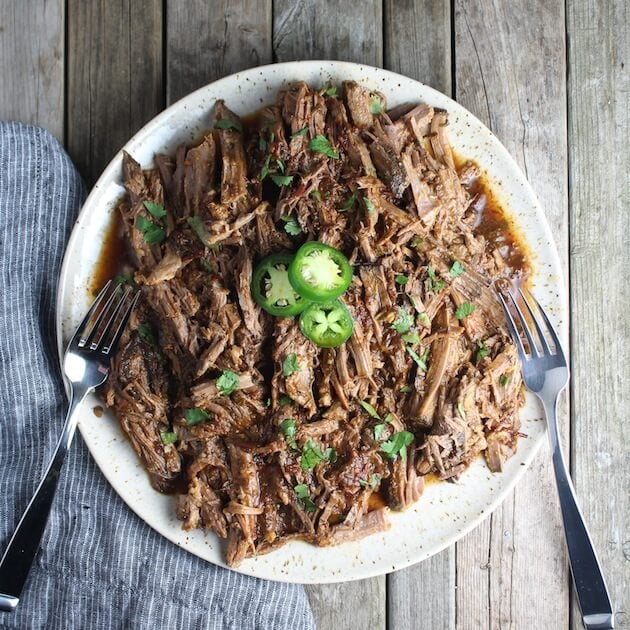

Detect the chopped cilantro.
xmin=309 ymin=135 xmax=339 ymax=159
xmin=143 ymin=200 xmax=167 ymax=219
xmin=449 ymin=260 xmax=465 ymax=278
xmin=258 ymin=136 xmax=267 ymax=151
xmin=418 ymin=312 xmax=432 ymax=328
xmin=399 ymin=385 xmax=412 ymax=394
xmin=363 ymin=197 xmax=376 ymax=214
xmin=216 ymin=370 xmax=239 ymax=396
xmin=160 ymin=431 xmax=177 ymax=445
xmin=184 ymin=407 xmax=211 ymax=426
xmin=187 ymin=216 xmax=209 ymax=247
xmin=310 ymin=190 xmax=322 ymax=200
xmin=300 ymin=440 xmax=334 ymax=471
xmin=324 ymin=85 xmax=338 ymax=98
xmin=401 ymin=331 xmax=420 ymax=345
xmin=115 ymin=273 xmax=135 ymax=286
xmin=280 ymin=418 xmax=298 ymax=449
xmin=380 ymin=431 xmax=414 ymax=460
xmin=476 ymin=342 xmax=490 ymax=362
xmin=137 ymin=323 xmax=157 ymax=345
xmin=455 ymin=302 xmax=476 ymax=320
xmin=359 ymin=400 xmax=381 ymax=419
xmin=407 ymin=346 xmax=428 ymax=371
xmin=427 ymin=266 xmax=445 ymax=292
xmin=340 ymin=191 xmax=358 ymax=212
xmin=294 ymin=484 xmax=317 ymax=512
xmin=395 ymin=274 xmax=409 ymax=285
xmin=259 ymin=154 xmax=273 ymax=181
xmin=500 ymin=374 xmax=510 ymax=387
xmin=292 ymin=126 xmax=309 ymax=138
xmin=280 ymin=215 xmax=302 ymax=236
xmin=369 ymin=97 xmax=383 ymax=115
xmin=135 ymin=215 xmax=165 ymax=245
xmin=215 ymin=118 xmax=242 ymax=133
xmin=373 ymin=423 xmax=387 ymax=441
xmin=359 ymin=473 xmax=382 ymax=489
xmin=270 ymin=173 xmax=294 ymax=187
xmin=282 ymin=353 xmax=300 ymax=376
xmin=391 ymin=307 xmax=414 ymax=334
xmin=199 ymin=258 xmax=214 ymax=273
xmin=279 ymin=395 xmax=292 ymax=406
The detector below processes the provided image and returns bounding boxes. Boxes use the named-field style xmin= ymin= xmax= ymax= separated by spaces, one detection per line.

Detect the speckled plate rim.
xmin=56 ymin=60 xmax=567 ymax=584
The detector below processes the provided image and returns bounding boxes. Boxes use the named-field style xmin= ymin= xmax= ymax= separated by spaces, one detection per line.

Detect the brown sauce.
xmin=90 ymin=209 xmax=129 ymax=297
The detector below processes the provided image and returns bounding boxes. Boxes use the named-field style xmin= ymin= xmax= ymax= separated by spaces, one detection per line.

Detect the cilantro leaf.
xmin=115 ymin=273 xmax=135 ymax=286
xmin=300 ymin=440 xmax=334 ymax=471
xmin=359 ymin=473 xmax=382 ymax=489
xmin=258 ymin=136 xmax=267 ymax=151
xmin=199 ymin=258 xmax=214 ymax=273
xmin=271 ymin=173 xmax=294 ymax=187
xmin=401 ymin=331 xmax=420 ymax=345
xmin=363 ymin=197 xmax=376 ymax=214
xmin=279 ymin=395 xmax=292 ymax=406
xmin=427 ymin=266 xmax=445 ymax=292
xmin=374 ymin=423 xmax=387 ymax=441
xmin=187 ymin=216 xmax=209 ymax=247
xmin=457 ymin=402 xmax=467 ymax=420
xmin=215 ymin=118 xmax=242 ymax=133
xmin=184 ymin=407 xmax=211 ymax=426
xmin=391 ymin=307 xmax=414 ymax=334
xmin=359 ymin=400 xmax=381 ymax=419
xmin=137 ymin=323 xmax=157 ymax=345
xmin=143 ymin=200 xmax=167 ymax=219
xmin=160 ymin=431 xmax=177 ymax=445
xmin=407 ymin=346 xmax=428 ymax=371
xmin=309 ymin=135 xmax=339 ymax=159
xmin=259 ymin=154 xmax=273 ymax=181
xmin=324 ymin=85 xmax=338 ymax=98
xmin=340 ymin=191 xmax=357 ymax=212
xmin=280 ymin=418 xmax=298 ymax=449
xmin=455 ymin=302 xmax=476 ymax=320
xmin=380 ymin=431 xmax=414 ymax=460
xmin=135 ymin=216 xmax=165 ymax=245
xmin=216 ymin=370 xmax=239 ymax=396
xmin=449 ymin=260 xmax=465 ymax=278
xmin=283 ymin=353 xmax=300 ymax=376
xmin=499 ymin=374 xmax=510 ymax=387
xmin=369 ymin=97 xmax=383 ymax=115
xmin=395 ymin=274 xmax=409 ymax=285
xmin=476 ymin=342 xmax=490 ymax=362
xmin=294 ymin=484 xmax=317 ymax=512
xmin=418 ymin=312 xmax=432 ymax=328
xmin=310 ymin=190 xmax=322 ymax=200
xmin=399 ymin=385 xmax=412 ymax=393
xmin=292 ymin=126 xmax=309 ymax=138
xmin=281 ymin=215 xmax=302 ymax=236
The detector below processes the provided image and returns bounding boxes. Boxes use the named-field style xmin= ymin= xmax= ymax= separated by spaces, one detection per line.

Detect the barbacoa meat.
xmin=103 ymin=81 xmax=526 ymax=567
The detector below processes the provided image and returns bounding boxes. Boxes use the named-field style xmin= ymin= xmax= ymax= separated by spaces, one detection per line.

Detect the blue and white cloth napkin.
xmin=0 ymin=122 xmax=315 ymax=630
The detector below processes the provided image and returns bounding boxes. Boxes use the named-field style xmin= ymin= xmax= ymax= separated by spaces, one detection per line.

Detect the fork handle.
xmin=542 ymin=394 xmax=615 ymax=630
xmin=0 ymin=386 xmax=89 ymax=612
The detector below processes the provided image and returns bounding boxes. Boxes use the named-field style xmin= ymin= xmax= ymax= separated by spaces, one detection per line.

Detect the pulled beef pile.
xmin=103 ymin=81 xmax=525 ymax=566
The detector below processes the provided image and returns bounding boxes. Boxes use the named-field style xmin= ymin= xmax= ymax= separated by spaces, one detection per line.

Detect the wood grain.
xmin=272 ymin=2 xmax=384 ymax=627
xmin=273 ymin=0 xmax=383 ymax=67
xmin=567 ymin=1 xmax=629 ymax=626
xmin=166 ymin=0 xmax=272 ymax=104
xmin=66 ymin=0 xmax=163 ymax=185
xmin=454 ymin=1 xmax=570 ymax=628
xmin=0 ymin=0 xmax=64 ymax=140
xmin=383 ymin=3 xmax=456 ymax=629
xmin=384 ymin=0 xmax=452 ymax=94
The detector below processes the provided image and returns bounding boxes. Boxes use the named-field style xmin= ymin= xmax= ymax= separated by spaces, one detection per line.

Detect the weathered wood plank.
xmin=66 ymin=0 xmax=163 ymax=185
xmin=273 ymin=0 xmax=382 ymax=66
xmin=383 ymin=3 xmax=455 ymax=629
xmin=166 ymin=0 xmax=272 ymax=104
xmin=0 ymin=0 xmax=64 ymax=140
xmin=272 ymin=3 xmax=384 ymax=628
xmin=567 ymin=1 xmax=629 ymax=626
xmin=383 ymin=0 xmax=451 ymax=94
xmin=454 ymin=1 xmax=570 ymax=628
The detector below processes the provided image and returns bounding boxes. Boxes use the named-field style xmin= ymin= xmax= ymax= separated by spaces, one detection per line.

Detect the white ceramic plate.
xmin=56 ymin=60 xmax=567 ymax=584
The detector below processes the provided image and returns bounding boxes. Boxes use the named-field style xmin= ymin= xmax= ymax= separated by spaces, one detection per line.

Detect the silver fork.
xmin=496 ymin=284 xmax=614 ymax=630
xmin=0 ymin=280 xmax=139 ymax=613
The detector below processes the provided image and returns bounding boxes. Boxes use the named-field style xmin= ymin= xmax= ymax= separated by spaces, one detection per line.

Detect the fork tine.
xmin=90 ymin=286 xmax=133 ymax=350
xmin=496 ymin=289 xmax=528 ymax=363
xmin=82 ymin=284 xmax=125 ymax=348
xmin=523 ymin=289 xmax=566 ymax=362
xmin=504 ymin=289 xmax=542 ymax=358
xmin=67 ymin=280 xmax=114 ymax=349
xmin=101 ymin=290 xmax=141 ymax=355
xmin=518 ymin=288 xmax=552 ymax=355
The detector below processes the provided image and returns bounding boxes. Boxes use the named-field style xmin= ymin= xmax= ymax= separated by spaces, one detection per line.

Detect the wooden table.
xmin=1 ymin=1 xmax=627 ymax=628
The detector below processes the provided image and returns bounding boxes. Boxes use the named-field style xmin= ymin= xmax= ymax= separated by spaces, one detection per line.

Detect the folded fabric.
xmin=0 ymin=122 xmax=315 ymax=630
